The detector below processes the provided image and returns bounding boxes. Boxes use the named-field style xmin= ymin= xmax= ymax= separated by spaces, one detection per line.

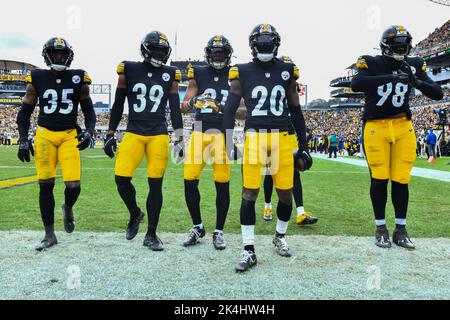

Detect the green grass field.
xmin=0 ymin=146 xmax=449 ymax=238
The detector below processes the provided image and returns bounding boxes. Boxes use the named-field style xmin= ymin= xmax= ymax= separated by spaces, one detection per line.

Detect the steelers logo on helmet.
xmin=141 ymin=31 xmax=172 ymax=67
xmin=204 ymin=35 xmax=233 ymax=70
xmin=249 ymin=24 xmax=281 ymax=62
xmin=42 ymin=37 xmax=74 ymax=72
xmin=380 ymin=25 xmax=412 ymax=62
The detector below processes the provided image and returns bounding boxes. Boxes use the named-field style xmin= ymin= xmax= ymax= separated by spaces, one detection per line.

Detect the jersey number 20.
xmin=251 ymin=85 xmax=286 ymax=117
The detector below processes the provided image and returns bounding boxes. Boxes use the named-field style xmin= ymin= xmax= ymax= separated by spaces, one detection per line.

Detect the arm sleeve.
xmin=222 ymin=92 xmax=241 ymax=133
xmin=416 ymin=71 xmax=444 ymax=101
xmin=108 ymin=87 xmax=126 ymax=132
xmin=288 ymin=104 xmax=307 ymax=146
xmin=351 ymin=56 xmax=394 ymax=92
xmin=351 ymin=70 xmax=394 ymax=92
xmin=80 ymin=98 xmax=96 ymax=132
xmin=168 ymin=93 xmax=183 ymax=131
xmin=16 ymin=103 xmax=35 ymax=140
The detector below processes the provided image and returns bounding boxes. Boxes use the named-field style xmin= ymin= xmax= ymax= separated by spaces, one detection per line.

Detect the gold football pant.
xmin=184 ymin=131 xmax=231 ymax=183
xmin=115 ymin=132 xmax=169 ymax=178
xmin=34 ymin=126 xmax=80 ymax=181
xmin=363 ymin=117 xmax=416 ymax=184
xmin=243 ymin=131 xmax=297 ymax=190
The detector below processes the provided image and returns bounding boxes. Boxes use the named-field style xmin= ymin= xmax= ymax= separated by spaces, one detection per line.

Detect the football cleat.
xmin=125 ymin=210 xmax=145 ymax=240
xmin=263 ymin=207 xmax=273 ymax=221
xmin=35 ymin=233 xmax=58 ymax=251
xmin=143 ymin=233 xmax=164 ymax=251
xmin=213 ymin=232 xmax=226 ymax=250
xmin=296 ymin=212 xmax=318 ymax=225
xmin=375 ymin=225 xmax=392 ymax=248
xmin=235 ymin=250 xmax=257 ymax=272
xmin=393 ymin=228 xmax=415 ymax=250
xmin=273 ymin=236 xmax=292 ymax=257
xmin=61 ymin=204 xmax=75 ymax=233
xmin=183 ymin=226 xmax=206 ymax=247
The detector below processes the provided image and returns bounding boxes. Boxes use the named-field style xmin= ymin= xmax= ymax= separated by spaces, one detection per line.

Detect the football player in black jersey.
xmin=180 ymin=35 xmax=234 ymax=250
xmin=262 ymin=56 xmax=318 ymax=226
xmin=16 ymin=37 xmax=96 ymax=251
xmin=351 ymin=25 xmax=443 ymax=249
xmin=104 ymin=31 xmax=183 ymax=251
xmin=223 ymin=24 xmax=312 ymax=272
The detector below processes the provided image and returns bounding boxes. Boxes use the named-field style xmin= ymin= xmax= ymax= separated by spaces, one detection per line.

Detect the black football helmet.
xmin=141 ymin=31 xmax=172 ymax=67
xmin=204 ymin=35 xmax=233 ymax=70
xmin=42 ymin=37 xmax=74 ymax=71
xmin=249 ymin=24 xmax=280 ymax=62
xmin=380 ymin=25 xmax=412 ymax=61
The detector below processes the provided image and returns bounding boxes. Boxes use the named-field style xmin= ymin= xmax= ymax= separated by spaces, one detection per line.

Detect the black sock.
xmin=244 ymin=245 xmax=255 ymax=253
xmin=392 ymin=181 xmax=409 ymax=227
xmin=184 ymin=180 xmax=202 ymax=226
xmin=292 ymin=170 xmax=303 ymax=208
xmin=64 ymin=185 xmax=81 ymax=208
xmin=263 ymin=175 xmax=273 ymax=204
xmin=115 ymin=176 xmax=140 ymax=218
xmin=370 ymin=178 xmax=388 ymax=221
xmin=147 ymin=178 xmax=163 ymax=236
xmin=240 ymin=199 xmax=256 ymax=225
xmin=276 ymin=200 xmax=293 ymax=222
xmin=215 ymin=181 xmax=230 ymax=231
xmin=39 ymin=182 xmax=55 ymax=227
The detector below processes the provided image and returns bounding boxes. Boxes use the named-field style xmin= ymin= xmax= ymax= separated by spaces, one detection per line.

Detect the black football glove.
xmin=103 ymin=133 xmax=117 ymax=158
xmin=294 ymin=145 xmax=313 ymax=172
xmin=189 ymin=93 xmax=222 ymax=113
xmin=173 ymin=139 xmax=185 ymax=164
xmin=17 ymin=137 xmax=34 ymax=163
xmin=76 ymin=129 xmax=93 ymax=151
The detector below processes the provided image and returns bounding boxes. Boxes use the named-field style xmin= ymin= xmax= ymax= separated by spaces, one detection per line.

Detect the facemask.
xmin=51 ymin=64 xmax=67 ymax=71
xmin=150 ymin=58 xmax=163 ymax=68
xmin=256 ymin=53 xmax=274 ymax=62
xmin=211 ymin=61 xmax=226 ymax=70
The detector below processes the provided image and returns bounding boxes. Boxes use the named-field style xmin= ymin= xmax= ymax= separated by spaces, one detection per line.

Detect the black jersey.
xmin=26 ymin=69 xmax=91 ymax=131
xmin=188 ymin=65 xmax=230 ymax=132
xmin=229 ymin=59 xmax=299 ymax=131
xmin=354 ymin=55 xmax=427 ymax=121
xmin=117 ymin=61 xmax=181 ymax=136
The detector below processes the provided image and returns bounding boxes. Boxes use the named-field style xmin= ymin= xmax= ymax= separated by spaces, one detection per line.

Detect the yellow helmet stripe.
xmin=57 ymin=37 xmax=62 ymax=46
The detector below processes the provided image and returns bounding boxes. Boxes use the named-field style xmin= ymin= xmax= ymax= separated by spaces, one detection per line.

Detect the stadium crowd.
xmin=412 ymin=19 xmax=450 ymax=57
xmin=0 ymin=104 xmax=447 ymax=151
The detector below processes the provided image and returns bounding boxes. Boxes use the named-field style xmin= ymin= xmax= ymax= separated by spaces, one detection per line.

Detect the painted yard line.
xmin=313 ymin=154 xmax=450 ymax=183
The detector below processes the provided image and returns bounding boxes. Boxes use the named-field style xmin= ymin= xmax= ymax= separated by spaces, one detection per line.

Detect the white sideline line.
xmin=312 ymin=154 xmax=450 ymax=183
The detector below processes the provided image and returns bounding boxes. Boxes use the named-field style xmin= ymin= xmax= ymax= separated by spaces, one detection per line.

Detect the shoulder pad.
xmin=356 ymin=56 xmax=370 ymax=70
xmin=229 ymin=65 xmax=239 ymax=81
xmin=83 ymin=71 xmax=92 ymax=85
xmin=293 ymin=65 xmax=300 ymax=80
xmin=117 ymin=61 xmax=125 ymax=75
